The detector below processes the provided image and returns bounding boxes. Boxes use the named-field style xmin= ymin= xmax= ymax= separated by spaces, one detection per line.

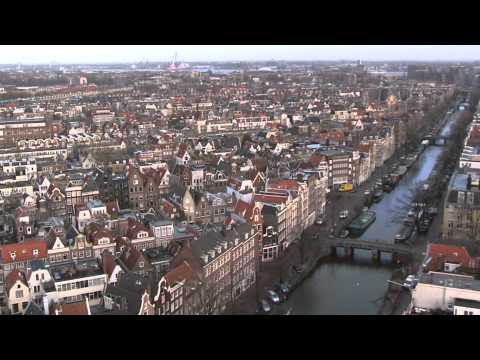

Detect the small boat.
xmin=418 ymin=219 xmax=431 ymax=234
xmin=373 ymin=190 xmax=383 ymax=202
xmin=395 ymin=224 xmax=415 ymax=243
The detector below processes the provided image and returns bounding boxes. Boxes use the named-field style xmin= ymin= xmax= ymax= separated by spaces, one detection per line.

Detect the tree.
xmin=193 ymin=277 xmax=222 ymax=315
xmin=241 ymin=133 xmax=252 ymax=147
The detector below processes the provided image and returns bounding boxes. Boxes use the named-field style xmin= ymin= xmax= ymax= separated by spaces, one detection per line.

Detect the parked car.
xmin=276 ymin=291 xmax=287 ymax=303
xmin=339 ymin=229 xmax=349 ymax=238
xmin=339 ymin=210 xmax=349 ymax=219
xmin=403 ymin=275 xmax=416 ymax=289
xmin=364 ymin=190 xmax=371 ymax=196
xmin=274 ymin=282 xmax=291 ymax=295
xmin=293 ymin=264 xmax=305 ymax=273
xmin=362 ymin=206 xmax=369 ymax=212
xmin=260 ymin=299 xmax=271 ymax=313
xmin=316 ymin=216 xmax=326 ymax=225
xmin=266 ymin=289 xmax=281 ymax=304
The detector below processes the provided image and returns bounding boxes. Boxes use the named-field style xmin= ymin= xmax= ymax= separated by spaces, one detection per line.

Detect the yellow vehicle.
xmin=339 ymin=183 xmax=353 ymax=192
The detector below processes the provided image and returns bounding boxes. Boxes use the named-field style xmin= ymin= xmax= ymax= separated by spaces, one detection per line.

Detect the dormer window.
xmin=33 ymin=249 xmax=39 ymax=256
xmin=10 ymin=252 xmax=16 ymax=259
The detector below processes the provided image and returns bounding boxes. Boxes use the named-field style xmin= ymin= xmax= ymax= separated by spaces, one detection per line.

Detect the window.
xmin=15 ymin=290 xmax=24 ymax=298
xmin=139 ymin=261 xmax=144 ymax=268
xmin=35 ymin=274 xmax=39 ymax=281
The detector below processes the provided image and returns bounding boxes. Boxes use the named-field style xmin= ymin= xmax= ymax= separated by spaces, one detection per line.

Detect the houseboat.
xmin=347 ymin=211 xmax=376 ymax=237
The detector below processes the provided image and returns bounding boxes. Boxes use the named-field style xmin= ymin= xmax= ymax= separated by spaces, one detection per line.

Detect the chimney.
xmin=85 ymin=297 xmax=91 ymax=315
xmin=43 ymin=296 xmax=50 ymax=315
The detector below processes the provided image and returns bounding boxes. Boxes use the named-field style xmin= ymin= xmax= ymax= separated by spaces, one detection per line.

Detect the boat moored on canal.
xmin=394 ymin=223 xmax=415 ymax=243
xmin=373 ymin=190 xmax=384 ymax=202
xmin=347 ymin=211 xmax=376 ymax=237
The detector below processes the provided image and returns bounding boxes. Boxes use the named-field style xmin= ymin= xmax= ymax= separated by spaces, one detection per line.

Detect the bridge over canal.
xmin=330 ymin=237 xmax=414 ymax=260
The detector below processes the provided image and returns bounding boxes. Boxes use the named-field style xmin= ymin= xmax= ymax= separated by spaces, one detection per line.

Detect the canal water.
xmin=287 ymin=111 xmax=462 ymax=315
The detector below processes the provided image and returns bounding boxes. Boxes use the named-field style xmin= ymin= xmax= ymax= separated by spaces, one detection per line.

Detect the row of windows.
xmin=56 ymin=278 xmax=104 ymax=292
xmin=49 ymin=249 xmax=92 ymax=263
xmin=63 ymin=290 xmax=102 ymax=304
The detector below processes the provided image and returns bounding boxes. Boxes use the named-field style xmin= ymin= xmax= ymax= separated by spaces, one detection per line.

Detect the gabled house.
xmin=103 ymin=272 xmax=156 ymax=315
xmin=65 ymin=225 xmax=94 ymax=262
xmin=75 ymin=204 xmax=92 ymax=233
xmin=126 ymin=218 xmax=155 ymax=250
xmin=176 ymin=144 xmax=191 ymax=166
xmin=45 ymin=184 xmax=66 ymax=219
xmin=102 ymin=250 xmax=124 ymax=286
xmin=118 ymin=245 xmax=154 ymax=277
xmin=6 ymin=270 xmax=30 ymax=314
xmin=85 ymin=222 xmax=116 ymax=259
xmin=154 ymin=260 xmax=200 ymax=315
xmin=46 ymin=228 xmax=71 ymax=265
xmin=26 ymin=259 xmax=52 ymax=309
xmin=36 ymin=176 xmax=51 ymax=196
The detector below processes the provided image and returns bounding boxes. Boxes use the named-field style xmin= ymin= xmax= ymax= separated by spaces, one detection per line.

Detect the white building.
xmin=453 ymin=299 xmax=480 ymax=315
xmin=191 ymin=167 xmax=204 ymax=191
xmin=27 ymin=262 xmax=53 ymax=308
xmin=0 ymin=158 xmax=37 ymax=181
xmin=92 ymin=110 xmax=115 ymax=127
xmin=150 ymin=220 xmax=175 ymax=248
xmin=411 ymin=272 xmax=480 ymax=312
xmin=50 ymin=260 xmax=107 ymax=306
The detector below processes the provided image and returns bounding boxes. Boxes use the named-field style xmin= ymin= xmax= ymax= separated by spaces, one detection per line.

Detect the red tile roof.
xmin=309 ymin=154 xmax=325 ymax=167
xmin=267 ymin=179 xmax=300 ymax=191
xmin=5 ymin=270 xmax=28 ymax=293
xmin=105 ymin=200 xmax=120 ymax=217
xmin=127 ymin=218 xmax=154 ymax=240
xmin=164 ymin=260 xmax=198 ymax=286
xmin=1 ymin=240 xmax=47 ymax=264
xmin=427 ymin=243 xmax=476 ymax=272
xmin=59 ymin=300 xmax=90 ymax=315
xmin=234 ymin=199 xmax=253 ymax=219
xmin=120 ymin=245 xmax=149 ymax=271
xmin=254 ymin=193 xmax=288 ymax=205
xmin=102 ymin=250 xmax=117 ymax=278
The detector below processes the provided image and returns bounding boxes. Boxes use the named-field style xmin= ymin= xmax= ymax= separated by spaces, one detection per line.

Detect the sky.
xmin=1 ymin=45 xmax=480 ymax=64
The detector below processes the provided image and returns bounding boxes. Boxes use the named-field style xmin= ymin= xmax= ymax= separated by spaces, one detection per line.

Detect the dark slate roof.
xmin=191 ymin=222 xmax=252 ymax=258
xmin=454 ymin=298 xmax=480 ymax=309
xmin=24 ymin=301 xmax=44 ymax=315
xmin=104 ymin=272 xmax=157 ymax=315
xmin=83 ymin=179 xmax=99 ymax=193
xmin=66 ymin=225 xmax=80 ymax=242
xmin=221 ymin=135 xmax=241 ymax=150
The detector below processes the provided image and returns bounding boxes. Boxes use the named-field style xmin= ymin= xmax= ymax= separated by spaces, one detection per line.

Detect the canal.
xmin=286 ymin=110 xmax=463 ymax=315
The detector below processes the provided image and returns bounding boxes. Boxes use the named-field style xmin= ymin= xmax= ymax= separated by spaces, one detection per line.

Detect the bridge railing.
xmin=330 ymin=237 xmax=413 ymax=254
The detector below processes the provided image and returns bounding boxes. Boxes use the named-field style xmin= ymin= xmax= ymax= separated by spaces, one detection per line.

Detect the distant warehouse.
xmin=0 ymin=116 xmax=63 ymax=147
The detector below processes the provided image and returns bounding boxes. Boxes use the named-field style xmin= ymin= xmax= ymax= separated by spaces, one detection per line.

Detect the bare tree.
xmin=193 ymin=277 xmax=223 ymax=315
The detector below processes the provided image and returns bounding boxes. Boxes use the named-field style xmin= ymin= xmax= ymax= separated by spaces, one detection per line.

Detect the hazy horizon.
xmin=1 ymin=45 xmax=480 ymax=64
